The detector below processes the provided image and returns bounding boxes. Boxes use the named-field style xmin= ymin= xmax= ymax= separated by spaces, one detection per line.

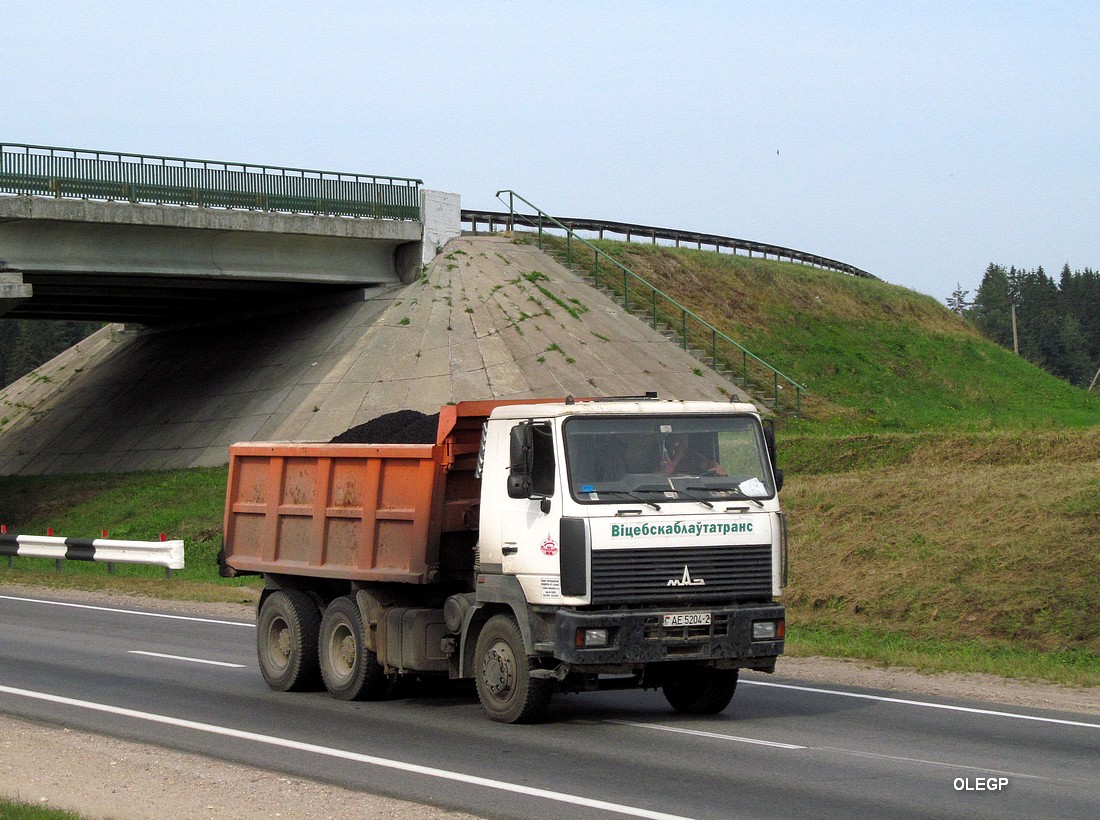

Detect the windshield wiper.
xmin=595 ymin=489 xmax=661 ymax=510
xmin=634 ymin=487 xmax=713 ymax=508
xmin=687 ymin=486 xmax=764 ymax=507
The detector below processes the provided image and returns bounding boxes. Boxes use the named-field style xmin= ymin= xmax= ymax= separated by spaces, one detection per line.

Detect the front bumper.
xmin=552 ymin=602 xmax=784 ymax=666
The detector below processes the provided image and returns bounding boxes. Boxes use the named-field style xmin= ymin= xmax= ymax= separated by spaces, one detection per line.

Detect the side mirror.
xmin=762 ymin=419 xmax=782 ymax=492
xmin=507 ymin=423 xmax=534 ymax=498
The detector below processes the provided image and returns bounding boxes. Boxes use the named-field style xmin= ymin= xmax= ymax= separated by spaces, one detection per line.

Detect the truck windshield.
xmin=562 ymin=414 xmax=775 ymax=504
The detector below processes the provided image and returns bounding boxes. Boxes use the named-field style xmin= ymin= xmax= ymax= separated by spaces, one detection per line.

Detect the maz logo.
xmin=667 ymin=566 xmax=706 ymax=587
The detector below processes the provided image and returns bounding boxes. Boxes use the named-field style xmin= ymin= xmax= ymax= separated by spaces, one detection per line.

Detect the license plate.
xmin=663 ymin=612 xmax=711 ymax=627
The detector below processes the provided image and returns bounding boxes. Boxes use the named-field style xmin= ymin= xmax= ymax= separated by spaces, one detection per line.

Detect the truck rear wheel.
xmin=319 ymin=596 xmax=390 ymax=700
xmin=257 ymin=589 xmax=321 ymax=692
xmin=663 ymin=667 xmax=738 ymax=714
xmin=474 ymin=614 xmax=552 ymax=724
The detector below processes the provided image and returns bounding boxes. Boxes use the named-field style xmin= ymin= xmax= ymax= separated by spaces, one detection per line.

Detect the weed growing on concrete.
xmin=399 ymin=317 xmax=410 ymax=326
xmin=522 ymin=271 xmax=588 ymax=320
xmin=590 ymin=331 xmax=610 ymax=341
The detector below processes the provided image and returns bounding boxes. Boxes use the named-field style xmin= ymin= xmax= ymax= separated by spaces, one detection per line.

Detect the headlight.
xmin=576 ymin=628 xmax=609 ymax=648
xmin=752 ymin=620 xmax=784 ymax=640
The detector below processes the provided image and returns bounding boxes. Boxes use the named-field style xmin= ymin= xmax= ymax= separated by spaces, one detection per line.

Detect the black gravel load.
xmin=330 ymin=409 xmax=441 ymax=444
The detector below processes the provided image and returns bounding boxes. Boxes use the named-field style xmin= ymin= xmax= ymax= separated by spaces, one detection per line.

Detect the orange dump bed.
xmin=221 ymin=401 xmax=521 ymax=583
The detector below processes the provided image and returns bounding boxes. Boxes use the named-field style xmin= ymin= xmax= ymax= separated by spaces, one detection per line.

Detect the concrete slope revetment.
xmin=0 ymin=234 xmax=755 ymax=475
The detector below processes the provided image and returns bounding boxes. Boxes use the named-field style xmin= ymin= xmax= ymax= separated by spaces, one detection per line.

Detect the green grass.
xmin=0 ymin=797 xmax=84 ymax=819
xmin=0 ymin=468 xmax=260 ymax=603
xmin=788 ymin=625 xmax=1100 ymax=687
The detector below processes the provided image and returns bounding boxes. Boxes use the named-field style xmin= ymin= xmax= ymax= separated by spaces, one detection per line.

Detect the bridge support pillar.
xmin=0 ymin=271 xmax=32 ymax=319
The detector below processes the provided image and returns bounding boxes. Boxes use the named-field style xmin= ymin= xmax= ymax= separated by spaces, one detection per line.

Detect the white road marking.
xmin=0 ymin=594 xmax=253 ymax=628
xmin=817 ymin=746 xmax=1045 ymax=780
xmin=741 ymin=679 xmax=1100 ymax=729
xmin=0 ymin=685 xmax=691 ymax=820
xmin=607 ymin=719 xmax=805 ymax=749
xmin=609 ymin=721 xmax=1045 ymax=781
xmin=128 ymin=650 xmax=246 ymax=668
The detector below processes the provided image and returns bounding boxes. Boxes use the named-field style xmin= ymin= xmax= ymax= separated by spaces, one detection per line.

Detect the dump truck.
xmin=219 ymin=396 xmax=787 ymax=723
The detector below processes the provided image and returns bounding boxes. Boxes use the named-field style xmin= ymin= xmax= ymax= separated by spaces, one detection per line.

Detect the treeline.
xmin=949 ymin=264 xmax=1100 ymax=388
xmin=0 ymin=319 xmax=102 ymax=388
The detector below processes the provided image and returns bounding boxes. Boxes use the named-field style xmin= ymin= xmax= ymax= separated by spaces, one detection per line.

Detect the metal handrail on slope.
xmin=493 ymin=190 xmax=806 ymax=416
xmin=0 ymin=142 xmax=422 ymax=220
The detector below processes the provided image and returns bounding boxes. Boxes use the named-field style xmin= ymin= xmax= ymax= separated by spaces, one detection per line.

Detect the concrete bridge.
xmin=0 ymin=143 xmax=465 ymax=323
xmin=0 ymin=144 xmax=754 ymax=475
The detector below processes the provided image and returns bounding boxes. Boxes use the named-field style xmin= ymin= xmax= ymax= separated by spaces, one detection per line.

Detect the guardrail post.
xmin=566 ymin=231 xmax=572 ymax=265
xmin=652 ymin=289 xmax=657 ymax=329
xmin=593 ymin=250 xmax=599 ymax=285
xmin=774 ymin=372 xmax=780 ymax=410
xmin=623 ymin=269 xmax=629 ymax=311
xmin=538 ymin=213 xmax=543 ymax=248
xmin=681 ymin=310 xmax=687 ymax=349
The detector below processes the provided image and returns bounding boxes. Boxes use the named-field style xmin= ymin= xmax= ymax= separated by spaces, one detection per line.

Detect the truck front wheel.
xmin=257 ymin=589 xmax=321 ymax=692
xmin=663 ymin=667 xmax=738 ymax=714
xmin=319 ymin=596 xmax=391 ymax=701
xmin=474 ymin=614 xmax=553 ymax=724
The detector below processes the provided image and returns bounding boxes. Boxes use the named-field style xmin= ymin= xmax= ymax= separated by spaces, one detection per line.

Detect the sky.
xmin=2 ymin=1 xmax=1097 ymax=302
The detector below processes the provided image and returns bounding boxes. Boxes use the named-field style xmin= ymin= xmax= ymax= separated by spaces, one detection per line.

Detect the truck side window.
xmin=530 ymin=422 xmax=555 ymax=497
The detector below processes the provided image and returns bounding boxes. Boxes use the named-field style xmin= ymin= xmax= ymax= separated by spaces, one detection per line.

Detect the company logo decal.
xmin=667 ymin=565 xmax=705 ymax=587
xmin=540 ymin=536 xmax=558 ymax=556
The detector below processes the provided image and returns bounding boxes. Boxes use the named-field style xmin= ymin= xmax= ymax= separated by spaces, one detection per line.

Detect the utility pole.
xmin=1011 ymin=301 xmax=1019 ymax=356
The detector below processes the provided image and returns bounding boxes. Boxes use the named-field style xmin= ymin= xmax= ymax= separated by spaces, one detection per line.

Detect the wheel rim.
xmin=482 ymin=638 xmax=517 ymax=702
xmin=326 ymin=621 xmax=356 ymax=682
xmin=267 ymin=616 xmax=291 ymax=672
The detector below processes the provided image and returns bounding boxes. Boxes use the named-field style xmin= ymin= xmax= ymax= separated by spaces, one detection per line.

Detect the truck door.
xmin=499 ymin=421 xmax=559 ymax=578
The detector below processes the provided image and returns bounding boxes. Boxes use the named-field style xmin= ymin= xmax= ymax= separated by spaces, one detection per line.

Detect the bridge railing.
xmin=491 ymin=191 xmax=806 ymax=415
xmin=0 ymin=143 xmax=423 ymax=220
xmin=462 ymin=208 xmax=877 ymax=280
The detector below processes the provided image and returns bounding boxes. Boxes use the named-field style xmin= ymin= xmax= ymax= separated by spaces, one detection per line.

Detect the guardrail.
xmin=0 ymin=142 xmax=423 ymax=220
xmin=488 ymin=191 xmax=806 ymax=415
xmin=1 ymin=529 xmax=185 ymax=577
xmin=462 ymin=209 xmax=876 ymax=280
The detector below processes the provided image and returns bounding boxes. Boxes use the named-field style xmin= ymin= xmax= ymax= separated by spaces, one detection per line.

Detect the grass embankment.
xmin=783 ymin=428 xmax=1100 ymax=685
xmin=553 ymin=239 xmax=1100 ymax=432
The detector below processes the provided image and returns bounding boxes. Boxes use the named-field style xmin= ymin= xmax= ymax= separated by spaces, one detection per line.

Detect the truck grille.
xmin=590 ymin=545 xmax=772 ymax=605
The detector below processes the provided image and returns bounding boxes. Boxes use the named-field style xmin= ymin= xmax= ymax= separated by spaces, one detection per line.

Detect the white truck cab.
xmin=467 ymin=397 xmax=787 ymax=720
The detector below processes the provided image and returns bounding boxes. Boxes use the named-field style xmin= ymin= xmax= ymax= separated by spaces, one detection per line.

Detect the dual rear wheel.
xmin=257 ymin=591 xmax=389 ymax=700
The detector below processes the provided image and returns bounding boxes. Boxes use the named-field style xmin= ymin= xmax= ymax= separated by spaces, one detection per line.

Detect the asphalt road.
xmin=1 ymin=592 xmax=1097 ymax=819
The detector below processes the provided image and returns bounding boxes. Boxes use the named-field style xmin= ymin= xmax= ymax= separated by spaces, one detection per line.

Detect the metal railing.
xmin=0 ymin=142 xmax=423 ymax=220
xmin=463 ymin=208 xmax=876 ymax=280
xmin=492 ymin=191 xmax=806 ymax=415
